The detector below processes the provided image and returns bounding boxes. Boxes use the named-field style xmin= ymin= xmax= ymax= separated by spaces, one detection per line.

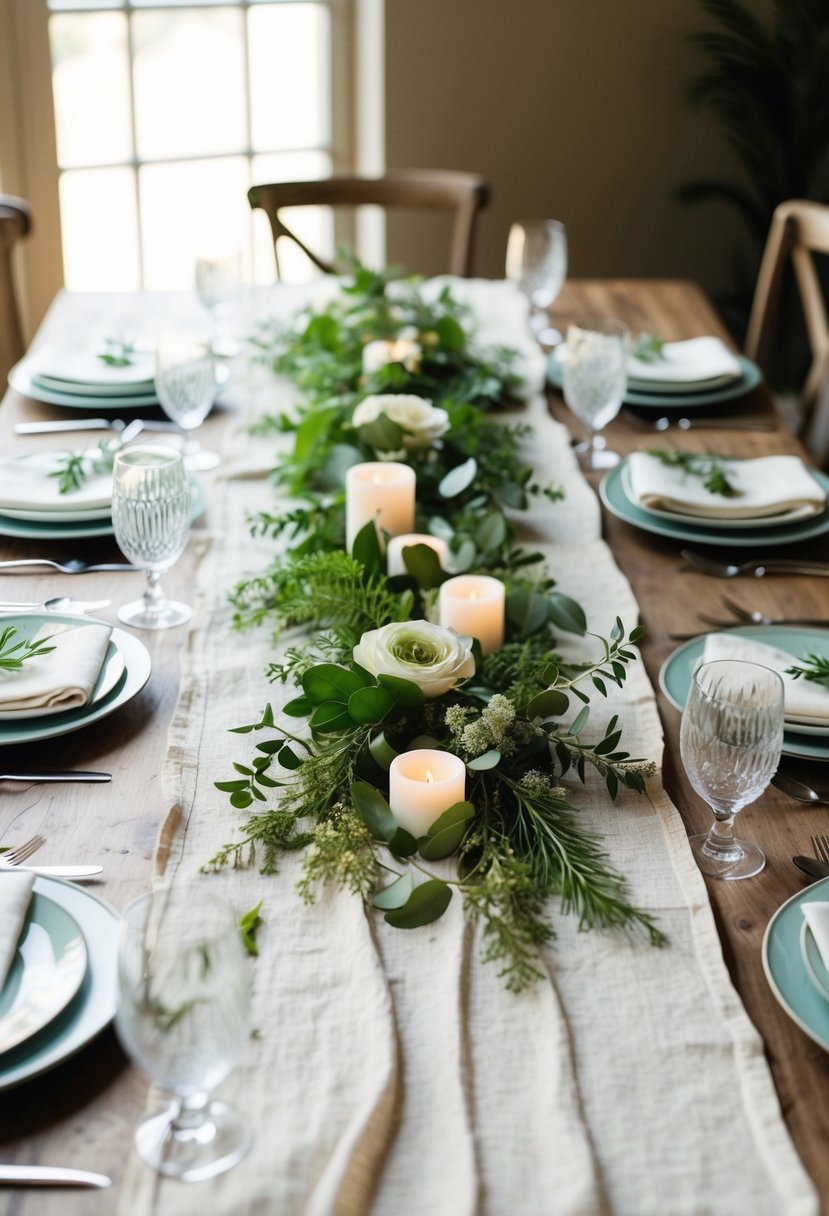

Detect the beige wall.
xmin=384 ymin=0 xmax=763 ymax=316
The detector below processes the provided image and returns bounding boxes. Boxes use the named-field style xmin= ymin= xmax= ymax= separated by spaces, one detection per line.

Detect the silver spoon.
xmin=0 ymin=597 xmax=110 ymax=614
xmin=771 ymin=773 xmax=829 ymax=804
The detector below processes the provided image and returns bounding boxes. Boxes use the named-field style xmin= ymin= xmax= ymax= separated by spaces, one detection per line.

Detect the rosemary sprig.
xmin=0 ymin=624 xmax=55 ymax=670
xmin=785 ymin=652 xmax=829 ymax=687
xmin=632 ymin=332 xmax=665 ymax=363
xmin=648 ymin=448 xmax=736 ymax=497
xmin=98 ymin=337 xmax=135 ymax=367
xmin=49 ymin=437 xmax=119 ymax=495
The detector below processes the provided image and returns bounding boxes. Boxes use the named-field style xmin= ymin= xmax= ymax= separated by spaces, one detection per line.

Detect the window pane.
xmin=49 ymin=2 xmax=123 ymax=11
xmin=133 ymin=8 xmax=246 ymax=160
xmin=49 ymin=13 xmax=132 ymax=167
xmin=251 ymin=150 xmax=332 ymax=284
xmin=60 ymin=168 xmax=140 ymax=290
xmin=139 ymin=157 xmax=250 ymax=289
xmin=249 ymin=4 xmax=330 ymax=151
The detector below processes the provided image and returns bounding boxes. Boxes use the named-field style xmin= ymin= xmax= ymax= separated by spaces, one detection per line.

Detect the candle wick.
xmin=425 ymin=771 xmax=434 ymax=783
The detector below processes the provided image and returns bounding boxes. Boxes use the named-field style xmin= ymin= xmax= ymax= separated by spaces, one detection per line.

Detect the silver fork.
xmin=0 ymin=834 xmax=45 ymax=867
xmin=696 ymin=593 xmax=829 ymax=628
xmin=649 ymin=416 xmax=775 ymax=432
xmin=0 ymin=559 xmax=137 ymax=574
xmin=680 ymin=549 xmax=829 ymax=578
xmin=812 ymin=834 xmax=829 ymax=865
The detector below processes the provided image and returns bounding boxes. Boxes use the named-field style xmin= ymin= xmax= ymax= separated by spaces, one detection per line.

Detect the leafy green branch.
xmin=0 ymin=625 xmax=55 ymax=671
xmin=649 ymin=448 xmax=736 ymax=497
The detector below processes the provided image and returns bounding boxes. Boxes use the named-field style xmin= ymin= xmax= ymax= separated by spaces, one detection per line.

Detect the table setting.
xmin=1 ymin=269 xmax=828 ymax=1215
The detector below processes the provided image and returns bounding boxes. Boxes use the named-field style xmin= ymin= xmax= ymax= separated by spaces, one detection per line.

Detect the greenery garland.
xmin=211 ymin=262 xmax=665 ymax=991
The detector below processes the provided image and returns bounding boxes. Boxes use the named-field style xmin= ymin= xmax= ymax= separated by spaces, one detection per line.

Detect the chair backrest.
xmin=248 ymin=171 xmax=490 ymax=279
xmin=744 ymin=198 xmax=829 ymax=462
xmin=0 ymin=195 xmax=32 ymax=387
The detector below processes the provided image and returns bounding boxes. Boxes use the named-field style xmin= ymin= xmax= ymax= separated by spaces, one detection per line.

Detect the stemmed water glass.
xmin=505 ymin=220 xmax=568 ymax=347
xmin=195 ymin=250 xmax=242 ymax=358
xmin=111 ymin=444 xmax=192 ymax=630
xmin=680 ymin=659 xmax=784 ymax=880
xmin=115 ymin=886 xmax=252 ymax=1181
xmin=561 ymin=317 xmax=629 ymax=470
xmin=155 ymin=331 xmax=221 ymax=471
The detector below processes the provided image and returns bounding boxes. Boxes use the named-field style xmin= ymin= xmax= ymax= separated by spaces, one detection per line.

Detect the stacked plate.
xmin=600 ymin=453 xmax=829 ymax=549
xmin=659 ymin=624 xmax=829 ymax=763
xmin=0 ymin=450 xmax=206 ymax=541
xmin=9 ymin=346 xmax=159 ymax=411
xmin=0 ymin=611 xmax=151 ymax=746
xmin=0 ymin=876 xmax=119 ymax=1089
xmin=764 ymin=877 xmax=829 ymax=1054
xmin=548 ymin=335 xmax=762 ymax=409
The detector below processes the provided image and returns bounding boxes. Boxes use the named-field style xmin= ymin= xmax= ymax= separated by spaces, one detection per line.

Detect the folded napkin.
xmin=0 ymin=872 xmax=35 ymax=989
xmin=627 ymin=451 xmax=826 ymax=520
xmin=0 ymin=453 xmax=112 ymax=513
xmin=803 ymin=904 xmax=829 ymax=977
xmin=0 ymin=622 xmax=112 ymax=713
xmin=33 ymin=347 xmax=154 ymax=388
xmin=701 ymin=633 xmax=829 ymax=725
xmin=629 ymin=336 xmax=742 ymax=385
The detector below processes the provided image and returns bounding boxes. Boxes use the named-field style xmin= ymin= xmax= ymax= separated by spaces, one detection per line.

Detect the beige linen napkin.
xmin=628 ymin=336 xmax=742 ymax=384
xmin=0 ymin=622 xmax=112 ymax=712
xmin=802 ymin=904 xmax=829 ymax=974
xmin=0 ymin=872 xmax=35 ymax=988
xmin=628 ymin=451 xmax=826 ymax=520
xmin=0 ymin=454 xmax=112 ymax=512
xmin=701 ymin=632 xmax=829 ymax=725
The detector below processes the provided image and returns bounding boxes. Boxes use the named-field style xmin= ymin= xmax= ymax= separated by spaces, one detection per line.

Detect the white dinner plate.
xmin=33 ymin=374 xmax=155 ymax=397
xmin=0 ymin=877 xmax=119 ymax=1090
xmin=0 ymin=614 xmax=125 ymax=721
xmin=9 ymin=360 xmax=161 ymax=410
xmin=619 ymin=462 xmax=818 ymax=530
xmin=0 ymin=451 xmax=112 ymax=522
xmin=0 ymin=477 xmax=205 ymax=540
xmin=0 ymin=616 xmax=150 ymax=745
xmin=0 ymin=892 xmax=88 ymax=1056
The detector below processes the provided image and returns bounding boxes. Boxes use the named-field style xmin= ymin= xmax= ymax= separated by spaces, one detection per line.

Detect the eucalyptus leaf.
xmin=526 ymin=688 xmax=570 ymax=719
xmin=309 ymin=702 xmax=353 ymax=732
xmin=402 ymin=542 xmax=447 ymax=589
xmin=506 ymin=587 xmax=549 ymax=639
xmin=547 ymin=591 xmax=587 ymax=636
xmin=351 ymin=519 xmax=384 ymax=576
xmin=383 ymin=879 xmax=453 ymax=928
xmin=283 ymin=695 xmax=314 ymax=718
xmin=322 ymin=443 xmax=364 ymax=487
xmin=377 ymin=673 xmax=426 ymax=709
xmin=426 ymin=800 xmax=475 ymax=836
xmin=448 ymin=538 xmax=477 ymax=572
xmin=372 ymin=870 xmax=415 ymax=910
xmin=348 ymin=684 xmax=395 ymax=724
xmin=439 ymin=457 xmax=477 ymax=498
xmin=435 ymin=314 xmax=465 ymax=352
xmin=389 ymin=827 xmax=419 ymax=858
xmin=302 ymin=663 xmax=369 ymax=704
xmin=418 ymin=819 xmax=469 ymax=860
xmin=466 ymin=749 xmax=501 ymax=770
xmin=475 ymin=510 xmax=508 ymax=552
xmin=351 ymin=780 xmax=398 ymax=841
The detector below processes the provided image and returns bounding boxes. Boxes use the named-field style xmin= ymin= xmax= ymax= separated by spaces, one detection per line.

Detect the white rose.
xmin=362 ymin=337 xmax=423 ymax=375
xmin=353 ymin=621 xmax=475 ymax=698
xmin=352 ymin=393 xmax=450 ymax=450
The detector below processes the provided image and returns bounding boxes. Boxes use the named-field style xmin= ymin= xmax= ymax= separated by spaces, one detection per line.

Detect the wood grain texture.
xmin=0 ymin=283 xmax=827 ymax=1214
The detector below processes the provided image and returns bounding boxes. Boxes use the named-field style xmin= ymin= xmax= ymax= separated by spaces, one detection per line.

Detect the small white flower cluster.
xmin=459 ymin=693 xmax=517 ymax=757
xmin=518 ymin=770 xmax=556 ymax=797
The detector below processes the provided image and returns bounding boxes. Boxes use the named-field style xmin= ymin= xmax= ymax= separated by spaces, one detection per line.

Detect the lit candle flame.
xmin=372 ymin=474 xmax=383 ymax=485
xmin=425 ymin=770 xmax=434 ymax=783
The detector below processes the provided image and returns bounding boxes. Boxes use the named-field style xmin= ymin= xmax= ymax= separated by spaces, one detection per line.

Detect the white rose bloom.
xmin=352 ymin=394 xmax=450 ymax=450
xmin=353 ymin=621 xmax=475 ymax=698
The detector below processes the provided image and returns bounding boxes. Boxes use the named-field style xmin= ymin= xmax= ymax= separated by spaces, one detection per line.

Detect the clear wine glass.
xmin=155 ymin=331 xmax=221 ymax=471
xmin=195 ymin=250 xmax=242 ymax=359
xmin=115 ymin=886 xmax=252 ymax=1181
xmin=111 ymin=444 xmax=192 ymax=630
xmin=561 ymin=317 xmax=629 ymax=471
xmin=505 ymin=220 xmax=568 ymax=348
xmin=680 ymin=659 xmax=784 ymax=880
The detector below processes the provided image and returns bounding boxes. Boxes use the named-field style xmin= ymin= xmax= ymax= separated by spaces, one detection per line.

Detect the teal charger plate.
xmin=764 ymin=876 xmax=829 ymax=1053
xmin=658 ymin=624 xmax=829 ymax=762
xmin=0 ymin=477 xmax=206 ymax=540
xmin=548 ymin=351 xmax=762 ymax=408
xmin=599 ymin=459 xmax=829 ymax=549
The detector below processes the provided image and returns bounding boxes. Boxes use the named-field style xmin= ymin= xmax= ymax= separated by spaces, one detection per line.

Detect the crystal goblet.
xmin=111 ymin=444 xmax=192 ymax=630
xmin=562 ymin=317 xmax=629 ymax=470
xmin=505 ymin=219 xmax=568 ymax=348
xmin=680 ymin=659 xmax=784 ymax=880
xmin=155 ymin=331 xmax=220 ymax=471
xmin=115 ymin=887 xmax=252 ymax=1182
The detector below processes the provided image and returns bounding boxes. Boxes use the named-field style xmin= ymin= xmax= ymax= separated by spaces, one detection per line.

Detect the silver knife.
xmin=0 ymin=1165 xmax=111 ymax=1188
xmin=15 ymin=418 xmax=179 ymax=434
xmin=0 ymin=771 xmax=111 ymax=783
xmin=792 ymin=855 xmax=829 ymax=880
xmin=0 ymin=865 xmax=104 ymax=880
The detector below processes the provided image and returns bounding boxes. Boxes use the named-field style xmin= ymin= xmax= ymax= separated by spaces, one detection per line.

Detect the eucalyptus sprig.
xmin=632 ymin=333 xmax=665 ymax=363
xmin=649 ymin=448 xmax=736 ymax=497
xmin=0 ymin=625 xmax=55 ymax=671
xmin=786 ymin=652 xmax=829 ymax=687
xmin=49 ymin=436 xmax=120 ymax=495
xmin=98 ymin=336 xmax=136 ymax=367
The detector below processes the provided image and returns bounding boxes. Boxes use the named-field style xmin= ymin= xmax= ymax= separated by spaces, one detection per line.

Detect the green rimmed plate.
xmin=599 ymin=459 xmax=829 ymax=549
xmin=548 ymin=351 xmax=762 ymax=408
xmin=0 ymin=477 xmax=206 ymax=540
xmin=10 ymin=360 xmax=161 ymax=409
xmin=800 ymin=920 xmax=829 ymax=1004
xmin=0 ymin=891 xmax=88 ymax=1055
xmin=658 ymin=624 xmax=829 ymax=762
xmin=0 ymin=613 xmax=151 ymax=746
xmin=763 ymin=877 xmax=829 ymax=1053
xmin=0 ymin=877 xmax=119 ymax=1089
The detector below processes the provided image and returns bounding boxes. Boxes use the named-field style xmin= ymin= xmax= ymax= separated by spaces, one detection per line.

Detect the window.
xmin=43 ymin=0 xmax=352 ymax=290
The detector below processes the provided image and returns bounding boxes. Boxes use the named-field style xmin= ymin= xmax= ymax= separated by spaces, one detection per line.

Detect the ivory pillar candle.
xmin=439 ymin=575 xmax=505 ymax=655
xmin=345 ymin=462 xmax=416 ymax=552
xmin=389 ymin=749 xmax=466 ymax=837
xmin=386 ymin=533 xmax=449 ymax=577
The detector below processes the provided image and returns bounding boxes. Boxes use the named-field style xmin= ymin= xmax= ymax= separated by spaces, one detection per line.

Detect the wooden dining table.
xmin=0 ymin=278 xmax=828 ymax=1214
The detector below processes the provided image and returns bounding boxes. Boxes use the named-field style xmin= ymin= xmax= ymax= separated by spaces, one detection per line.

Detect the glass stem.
xmin=171 ymin=1091 xmax=210 ymax=1134
xmin=143 ymin=571 xmax=166 ymax=616
xmin=701 ymin=810 xmax=741 ymax=862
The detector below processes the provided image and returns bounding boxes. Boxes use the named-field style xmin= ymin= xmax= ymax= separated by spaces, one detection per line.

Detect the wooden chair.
xmin=744 ymin=198 xmax=829 ymax=463
xmin=0 ymin=195 xmax=32 ymax=387
xmin=248 ymin=171 xmax=490 ymax=279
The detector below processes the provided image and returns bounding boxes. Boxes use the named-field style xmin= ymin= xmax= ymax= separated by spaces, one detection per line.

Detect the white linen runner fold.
xmin=118 ymin=280 xmax=817 ymax=1216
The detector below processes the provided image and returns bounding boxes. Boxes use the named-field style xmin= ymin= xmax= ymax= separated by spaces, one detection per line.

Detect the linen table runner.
xmin=118 ymin=281 xmax=817 ymax=1216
